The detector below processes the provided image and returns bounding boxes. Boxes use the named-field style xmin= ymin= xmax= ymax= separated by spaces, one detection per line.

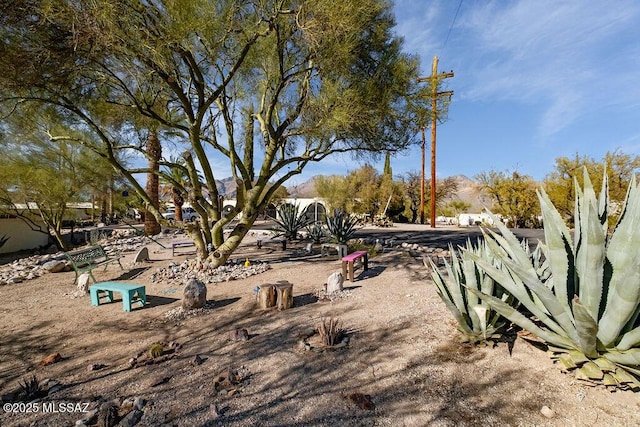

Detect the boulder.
xmin=43 ymin=260 xmax=66 ymax=273
xmin=77 ymin=273 xmax=92 ymax=294
xmin=133 ymin=247 xmax=150 ymax=263
xmin=326 ymin=271 xmax=344 ymax=294
xmin=182 ymin=278 xmax=207 ymax=310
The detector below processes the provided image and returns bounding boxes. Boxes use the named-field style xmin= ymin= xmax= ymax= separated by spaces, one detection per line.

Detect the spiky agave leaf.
xmin=471 ymin=168 xmax=640 ymax=389
xmin=427 ymin=240 xmax=508 ymax=344
xmin=599 ymin=176 xmax=640 ymax=347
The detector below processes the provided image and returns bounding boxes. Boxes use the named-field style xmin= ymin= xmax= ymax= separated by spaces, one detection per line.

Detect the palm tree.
xmin=160 ymin=157 xmax=190 ymax=222
xmin=144 ymin=130 xmax=162 ymax=235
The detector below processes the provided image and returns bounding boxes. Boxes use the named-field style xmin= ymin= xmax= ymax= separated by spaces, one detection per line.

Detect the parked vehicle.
xmin=162 ymin=207 xmax=199 ymax=222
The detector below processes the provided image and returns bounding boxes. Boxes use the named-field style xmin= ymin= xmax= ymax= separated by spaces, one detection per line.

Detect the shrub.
xmin=469 ymin=169 xmax=640 ymax=390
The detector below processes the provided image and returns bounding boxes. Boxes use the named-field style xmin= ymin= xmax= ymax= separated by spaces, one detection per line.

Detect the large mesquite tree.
xmin=0 ymin=0 xmax=428 ymax=265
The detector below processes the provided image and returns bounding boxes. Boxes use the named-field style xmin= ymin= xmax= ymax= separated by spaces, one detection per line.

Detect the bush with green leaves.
xmin=271 ymin=204 xmax=309 ymax=240
xmin=306 ymin=222 xmax=326 ymax=243
xmin=325 ymin=211 xmax=358 ymax=245
xmin=428 ymin=239 xmax=529 ymax=344
xmin=469 ymin=169 xmax=640 ymax=390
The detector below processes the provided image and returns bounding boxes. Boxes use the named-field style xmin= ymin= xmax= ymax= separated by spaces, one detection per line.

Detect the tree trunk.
xmin=144 ymin=131 xmax=162 ymax=236
xmin=173 ymin=187 xmax=184 ymax=222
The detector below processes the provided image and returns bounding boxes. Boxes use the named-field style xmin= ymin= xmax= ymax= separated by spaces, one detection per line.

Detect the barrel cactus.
xmin=469 ymin=169 xmax=640 ymax=390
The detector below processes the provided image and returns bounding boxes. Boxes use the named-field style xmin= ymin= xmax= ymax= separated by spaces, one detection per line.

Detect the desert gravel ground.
xmin=1 ymin=225 xmax=639 ymax=426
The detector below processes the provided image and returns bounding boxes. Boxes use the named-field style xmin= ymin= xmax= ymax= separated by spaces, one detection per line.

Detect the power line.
xmin=442 ymin=0 xmax=463 ymax=51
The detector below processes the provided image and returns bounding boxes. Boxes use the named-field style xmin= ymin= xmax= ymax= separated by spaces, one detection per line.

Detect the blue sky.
xmin=289 ymin=0 xmax=640 ymax=186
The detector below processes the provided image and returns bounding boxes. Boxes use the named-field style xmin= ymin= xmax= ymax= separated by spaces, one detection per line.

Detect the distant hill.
xmin=287 ymin=176 xmax=319 ymax=198
xmin=441 ymin=174 xmax=488 ymax=213
xmin=216 ymin=174 xmax=492 ymax=213
xmin=286 ymin=174 xmax=490 ymax=211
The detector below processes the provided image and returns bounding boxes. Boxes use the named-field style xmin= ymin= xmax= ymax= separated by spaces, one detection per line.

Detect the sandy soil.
xmin=1 ymin=227 xmax=639 ymax=427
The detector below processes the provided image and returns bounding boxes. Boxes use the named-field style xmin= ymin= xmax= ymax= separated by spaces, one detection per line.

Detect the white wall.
xmin=0 ymin=218 xmax=50 ymax=254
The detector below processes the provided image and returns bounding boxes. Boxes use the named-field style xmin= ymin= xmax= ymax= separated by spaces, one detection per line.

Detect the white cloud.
xmin=419 ymin=0 xmax=640 ymax=138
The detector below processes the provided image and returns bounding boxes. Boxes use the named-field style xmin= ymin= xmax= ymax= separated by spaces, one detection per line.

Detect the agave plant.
xmin=468 ymin=168 xmax=640 ymax=390
xmin=306 ymin=222 xmax=326 ymax=243
xmin=272 ymin=204 xmax=309 ymax=240
xmin=325 ymin=210 xmax=358 ymax=245
xmin=428 ymin=239 xmax=520 ymax=344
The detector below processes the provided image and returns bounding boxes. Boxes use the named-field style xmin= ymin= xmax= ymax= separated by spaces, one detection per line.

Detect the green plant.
xmin=272 ymin=204 xmax=309 ymax=240
xmin=469 ymin=169 xmax=640 ymax=390
xmin=306 ymin=222 xmax=326 ymax=244
xmin=325 ymin=211 xmax=358 ymax=245
xmin=428 ymin=240 xmax=515 ymax=344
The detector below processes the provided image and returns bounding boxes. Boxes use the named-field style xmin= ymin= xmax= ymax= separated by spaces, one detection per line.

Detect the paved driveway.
xmin=353 ymin=223 xmax=545 ymax=250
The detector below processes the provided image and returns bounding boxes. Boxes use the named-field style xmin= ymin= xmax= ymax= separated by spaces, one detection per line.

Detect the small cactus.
xmin=149 ymin=343 xmax=164 ymax=358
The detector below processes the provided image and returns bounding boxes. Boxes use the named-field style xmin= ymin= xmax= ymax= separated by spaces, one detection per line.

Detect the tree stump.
xmin=275 ymin=281 xmax=294 ymax=311
xmin=257 ymin=284 xmax=276 ymax=309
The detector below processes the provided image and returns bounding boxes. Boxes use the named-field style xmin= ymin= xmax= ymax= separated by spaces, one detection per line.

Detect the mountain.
xmin=286 ymin=174 xmax=490 ymax=212
xmin=442 ymin=174 xmax=488 ymax=212
xmin=287 ymin=177 xmax=319 ymax=198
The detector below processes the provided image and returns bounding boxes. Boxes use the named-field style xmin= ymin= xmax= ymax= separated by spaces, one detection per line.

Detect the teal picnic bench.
xmin=65 ymin=245 xmax=124 ymax=285
xmin=341 ymin=250 xmax=369 ymax=282
xmin=90 ymin=282 xmax=147 ymax=312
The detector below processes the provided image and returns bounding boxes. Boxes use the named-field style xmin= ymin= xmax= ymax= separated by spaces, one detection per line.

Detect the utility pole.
xmin=417 ymin=56 xmax=453 ymax=228
xmin=419 ymin=126 xmax=426 ymax=224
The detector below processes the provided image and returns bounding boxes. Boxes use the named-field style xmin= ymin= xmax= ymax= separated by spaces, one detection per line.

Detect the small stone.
xmin=43 ymin=260 xmax=66 ymax=273
xmin=210 ymin=403 xmax=220 ymax=419
xmin=540 ymin=406 xmax=555 ymax=418
xmin=119 ymin=408 xmax=143 ymax=427
xmin=133 ymin=397 xmax=146 ymax=411
xmin=40 ymin=352 xmax=62 ymax=366
xmin=82 ymin=408 xmax=98 ymax=424
xmin=192 ymin=355 xmax=205 ymax=366
xmin=87 ymin=363 xmax=106 ymax=372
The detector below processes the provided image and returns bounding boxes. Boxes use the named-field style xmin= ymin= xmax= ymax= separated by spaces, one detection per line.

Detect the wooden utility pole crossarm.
xmin=417 ymin=56 xmax=453 ymax=228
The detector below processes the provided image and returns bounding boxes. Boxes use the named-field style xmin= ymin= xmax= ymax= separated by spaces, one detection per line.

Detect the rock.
xmin=230 ymin=328 xmax=249 ymax=341
xmin=182 ymin=278 xmax=207 ymax=310
xmin=87 ymin=363 xmax=107 ymax=372
xmin=192 ymin=355 xmax=206 ymax=366
xmin=540 ymin=406 xmax=555 ymax=418
xmin=43 ymin=260 xmax=66 ymax=273
xmin=40 ymin=352 xmax=62 ymax=366
xmin=210 ymin=403 xmax=220 ymax=419
xmin=81 ymin=408 xmax=98 ymax=424
xmin=77 ymin=273 xmax=92 ymax=294
xmin=326 ymin=271 xmax=344 ymax=294
xmin=119 ymin=408 xmax=143 ymax=427
xmin=96 ymin=402 xmax=118 ymax=427
xmin=133 ymin=247 xmax=150 ymax=263
xmin=133 ymin=397 xmax=146 ymax=411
